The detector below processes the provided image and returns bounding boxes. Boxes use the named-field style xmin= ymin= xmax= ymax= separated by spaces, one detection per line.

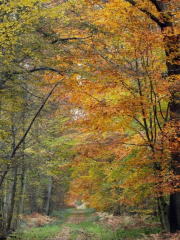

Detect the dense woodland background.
xmin=0 ymin=0 xmax=180 ymax=238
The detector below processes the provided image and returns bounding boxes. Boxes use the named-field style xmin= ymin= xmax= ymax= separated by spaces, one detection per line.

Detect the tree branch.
xmin=0 ymin=80 xmax=63 ymax=188
xmin=51 ymin=36 xmax=92 ymax=44
xmin=37 ymin=27 xmax=92 ymax=44
xmin=125 ymin=0 xmax=165 ymax=28
xmin=149 ymin=0 xmax=162 ymax=12
xmin=29 ymin=67 xmax=63 ymax=76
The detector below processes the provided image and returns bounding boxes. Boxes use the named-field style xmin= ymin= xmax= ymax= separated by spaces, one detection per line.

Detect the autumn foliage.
xmin=51 ymin=0 xmax=180 ymax=232
xmin=1 ymin=0 xmax=180 ymax=236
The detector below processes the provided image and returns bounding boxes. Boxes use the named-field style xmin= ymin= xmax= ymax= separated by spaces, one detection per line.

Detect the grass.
xmin=67 ymin=212 xmax=161 ymax=240
xmin=10 ymin=208 xmax=96 ymax=240
xmin=68 ymin=223 xmax=160 ymax=240
xmin=61 ymin=207 xmax=96 ymax=215
xmin=114 ymin=227 xmax=160 ymax=240
xmin=68 ymin=222 xmax=114 ymax=240
xmin=11 ymin=209 xmax=161 ymax=240
xmin=12 ymin=224 xmax=62 ymax=240
xmin=10 ymin=209 xmax=71 ymax=240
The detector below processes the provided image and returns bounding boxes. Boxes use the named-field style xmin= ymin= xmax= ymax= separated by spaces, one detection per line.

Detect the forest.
xmin=0 ymin=0 xmax=180 ymax=239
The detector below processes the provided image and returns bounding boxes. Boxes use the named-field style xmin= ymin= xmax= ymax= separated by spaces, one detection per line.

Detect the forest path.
xmin=49 ymin=226 xmax=71 ymax=240
xmin=49 ymin=209 xmax=89 ymax=240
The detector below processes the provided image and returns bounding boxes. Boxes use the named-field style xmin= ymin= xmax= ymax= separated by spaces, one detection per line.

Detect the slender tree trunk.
xmin=27 ymin=184 xmax=37 ymax=213
xmin=19 ymin=168 xmax=27 ymax=215
xmin=7 ymin=117 xmax=18 ymax=233
xmin=0 ymin=194 xmax=3 ymax=236
xmin=7 ymin=166 xmax=18 ymax=232
xmin=15 ymin=87 xmax=28 ymax=227
xmin=46 ymin=176 xmax=53 ymax=215
xmin=15 ymin=167 xmax=27 ymax=228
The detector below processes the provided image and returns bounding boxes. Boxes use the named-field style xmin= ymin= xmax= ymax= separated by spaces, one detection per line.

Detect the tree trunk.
xmin=27 ymin=184 xmax=37 ymax=213
xmin=169 ymin=193 xmax=180 ymax=232
xmin=15 ymin=90 xmax=28 ymax=227
xmin=19 ymin=168 xmax=27 ymax=215
xmin=15 ymin=166 xmax=27 ymax=228
xmin=163 ymin=27 xmax=180 ymax=232
xmin=46 ymin=177 xmax=53 ymax=216
xmin=0 ymin=195 xmax=4 ymax=238
xmin=168 ymin=140 xmax=180 ymax=232
xmin=157 ymin=196 xmax=170 ymax=232
xmin=7 ymin=166 xmax=18 ymax=232
xmin=113 ymin=204 xmax=121 ymax=216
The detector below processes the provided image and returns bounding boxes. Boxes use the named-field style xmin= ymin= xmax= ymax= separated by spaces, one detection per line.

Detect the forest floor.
xmin=48 ymin=211 xmax=86 ymax=240
xmin=11 ymin=208 xmax=180 ymax=240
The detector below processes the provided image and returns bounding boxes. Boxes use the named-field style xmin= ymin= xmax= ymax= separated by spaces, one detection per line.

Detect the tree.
xmin=52 ymin=0 xmax=180 ymax=232
xmin=105 ymin=0 xmax=180 ymax=232
xmin=0 ymin=1 xmax=70 ymax=237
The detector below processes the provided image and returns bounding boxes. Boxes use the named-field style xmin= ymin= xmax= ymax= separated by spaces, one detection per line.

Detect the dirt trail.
xmin=49 ymin=211 xmax=86 ymax=240
xmin=49 ymin=226 xmax=71 ymax=240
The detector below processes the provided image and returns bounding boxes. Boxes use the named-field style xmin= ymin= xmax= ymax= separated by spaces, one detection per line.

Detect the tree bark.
xmin=157 ymin=196 xmax=170 ymax=232
xmin=163 ymin=27 xmax=180 ymax=233
xmin=46 ymin=176 xmax=53 ymax=216
xmin=19 ymin=168 xmax=27 ymax=215
xmin=7 ymin=167 xmax=18 ymax=232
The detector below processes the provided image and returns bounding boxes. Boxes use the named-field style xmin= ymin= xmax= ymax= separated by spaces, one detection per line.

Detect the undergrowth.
xmin=10 ymin=209 xmax=161 ymax=240
xmin=9 ymin=209 xmax=71 ymax=240
xmin=67 ymin=212 xmax=161 ymax=240
xmin=11 ymin=225 xmax=62 ymax=240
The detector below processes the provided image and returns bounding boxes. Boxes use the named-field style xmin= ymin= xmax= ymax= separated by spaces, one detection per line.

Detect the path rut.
xmin=49 ymin=213 xmax=86 ymax=240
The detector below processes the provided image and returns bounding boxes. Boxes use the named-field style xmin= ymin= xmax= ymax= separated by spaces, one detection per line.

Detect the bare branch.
xmin=21 ymin=86 xmax=43 ymax=99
